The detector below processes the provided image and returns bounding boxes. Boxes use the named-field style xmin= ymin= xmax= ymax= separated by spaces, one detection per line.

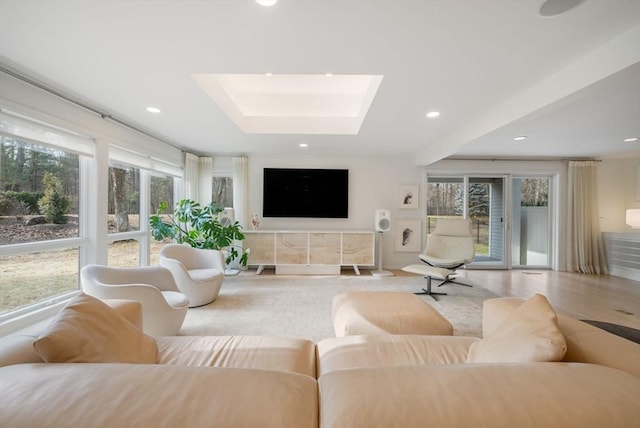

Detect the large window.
xmin=108 ymin=162 xmax=140 ymax=233
xmin=0 ymin=135 xmax=84 ymax=316
xmin=1 ymin=248 xmax=79 ymax=314
xmin=212 ymin=175 xmax=233 ymax=208
xmin=0 ymin=137 xmax=80 ymax=243
xmin=151 ymin=174 xmax=174 ymax=214
xmin=106 ymin=157 xmax=177 ymax=268
xmin=106 ymin=162 xmax=141 ymax=268
xmin=150 ymin=174 xmax=175 ymax=265
xmin=425 ymin=176 xmax=464 ymax=234
xmin=107 ymin=143 xmax=181 ymax=268
xmin=0 ymin=101 xmax=182 ymax=330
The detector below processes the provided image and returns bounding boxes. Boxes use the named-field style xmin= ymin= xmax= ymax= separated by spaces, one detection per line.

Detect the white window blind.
xmin=0 ymin=108 xmax=94 ymax=157
xmin=110 ymin=144 xmax=183 ymax=177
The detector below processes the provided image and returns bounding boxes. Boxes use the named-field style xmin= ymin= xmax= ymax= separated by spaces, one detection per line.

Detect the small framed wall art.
xmin=399 ymin=184 xmax=419 ymax=209
xmin=395 ymin=219 xmax=422 ymax=252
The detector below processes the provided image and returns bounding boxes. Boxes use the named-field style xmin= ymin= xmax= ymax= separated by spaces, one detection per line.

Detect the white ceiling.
xmin=0 ymin=0 xmax=639 ymax=164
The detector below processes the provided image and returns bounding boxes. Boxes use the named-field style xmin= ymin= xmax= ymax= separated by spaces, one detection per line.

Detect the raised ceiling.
xmin=0 ymin=0 xmax=638 ymax=164
xmin=190 ymin=73 xmax=383 ymax=134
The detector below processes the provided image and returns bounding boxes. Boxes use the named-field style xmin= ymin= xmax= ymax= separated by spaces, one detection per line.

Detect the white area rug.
xmin=180 ymin=271 xmax=498 ymax=342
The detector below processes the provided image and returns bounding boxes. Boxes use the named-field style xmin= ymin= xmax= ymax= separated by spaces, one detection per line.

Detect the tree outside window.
xmin=212 ymin=176 xmax=233 ymax=208
xmin=108 ymin=163 xmax=140 ymax=232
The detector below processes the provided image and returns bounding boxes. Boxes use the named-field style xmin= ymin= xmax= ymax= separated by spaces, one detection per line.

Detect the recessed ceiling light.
xmin=299 ymin=143 xmax=308 ymax=148
xmin=146 ymin=107 xmax=161 ymax=114
xmin=514 ymin=136 xmax=527 ymax=141
xmin=325 ymin=73 xmax=333 ymax=78
xmin=265 ymin=72 xmax=273 ymax=77
xmin=256 ymin=0 xmax=277 ymax=6
xmin=624 ymin=137 xmax=639 ymax=142
xmin=426 ymin=111 xmax=440 ymax=118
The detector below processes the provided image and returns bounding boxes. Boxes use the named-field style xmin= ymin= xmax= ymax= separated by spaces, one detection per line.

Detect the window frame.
xmin=0 ymin=133 xmax=91 ymax=326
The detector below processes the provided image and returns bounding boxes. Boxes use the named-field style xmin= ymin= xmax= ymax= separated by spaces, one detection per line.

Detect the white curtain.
xmin=566 ymin=161 xmax=608 ymax=274
xmin=183 ymin=152 xmax=200 ymax=201
xmin=183 ymin=153 xmax=214 ymax=204
xmin=233 ymin=156 xmax=249 ymax=228
xmin=199 ymin=157 xmax=213 ymax=205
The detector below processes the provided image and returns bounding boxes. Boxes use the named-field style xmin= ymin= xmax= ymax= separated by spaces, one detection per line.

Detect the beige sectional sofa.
xmin=1 ymin=294 xmax=639 ymax=428
xmin=317 ymin=297 xmax=640 ymax=427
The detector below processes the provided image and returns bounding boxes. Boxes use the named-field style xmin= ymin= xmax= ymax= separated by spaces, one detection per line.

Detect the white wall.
xmin=247 ymin=154 xmax=424 ymax=269
xmin=597 ymin=157 xmax=640 ymax=233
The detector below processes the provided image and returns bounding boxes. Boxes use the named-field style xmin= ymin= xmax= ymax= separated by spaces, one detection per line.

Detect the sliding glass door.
xmin=511 ymin=177 xmax=551 ymax=267
xmin=425 ymin=176 xmax=464 ymax=233
xmin=426 ymin=174 xmax=553 ymax=270
xmin=467 ymin=176 xmax=507 ymax=268
xmin=426 ymin=175 xmax=507 ymax=268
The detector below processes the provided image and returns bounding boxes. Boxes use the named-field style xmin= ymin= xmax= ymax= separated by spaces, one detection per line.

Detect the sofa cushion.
xmin=319 ymin=363 xmax=640 ymax=428
xmin=332 ymin=291 xmax=453 ymax=336
xmin=156 ymin=335 xmax=316 ymax=377
xmin=33 ymin=293 xmax=157 ymax=364
xmin=466 ymin=294 xmax=566 ymax=363
xmin=0 ymin=363 xmax=319 ymax=428
xmin=317 ymin=335 xmax=479 ymax=376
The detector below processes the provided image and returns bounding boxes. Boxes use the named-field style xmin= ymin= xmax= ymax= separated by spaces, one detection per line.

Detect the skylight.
xmin=191 ymin=73 xmax=383 ymax=135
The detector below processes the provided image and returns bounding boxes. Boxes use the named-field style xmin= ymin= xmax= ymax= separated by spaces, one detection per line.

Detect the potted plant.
xmin=149 ymin=198 xmax=249 ymax=266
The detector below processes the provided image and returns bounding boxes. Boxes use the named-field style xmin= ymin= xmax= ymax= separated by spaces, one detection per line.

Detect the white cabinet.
xmin=603 ymin=232 xmax=640 ymax=281
xmin=244 ymin=231 xmax=375 ymax=275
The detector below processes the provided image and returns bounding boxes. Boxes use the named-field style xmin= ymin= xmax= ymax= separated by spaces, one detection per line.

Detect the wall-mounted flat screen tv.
xmin=263 ymin=168 xmax=349 ymax=218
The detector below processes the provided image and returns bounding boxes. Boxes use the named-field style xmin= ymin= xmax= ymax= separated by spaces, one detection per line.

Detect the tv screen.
xmin=263 ymin=168 xmax=349 ymax=218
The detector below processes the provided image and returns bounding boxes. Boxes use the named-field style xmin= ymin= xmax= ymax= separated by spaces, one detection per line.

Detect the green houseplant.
xmin=149 ymin=198 xmax=249 ymax=266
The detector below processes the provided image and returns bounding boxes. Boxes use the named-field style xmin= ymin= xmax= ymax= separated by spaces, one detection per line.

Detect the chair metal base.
xmin=436 ymin=277 xmax=473 ymax=288
xmin=418 ymin=260 xmax=473 ymax=288
xmin=414 ymin=276 xmax=447 ymax=301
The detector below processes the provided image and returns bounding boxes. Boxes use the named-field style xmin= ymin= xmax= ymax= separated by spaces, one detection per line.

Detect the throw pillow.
xmin=33 ymin=293 xmax=157 ymax=364
xmin=466 ymin=294 xmax=567 ymax=363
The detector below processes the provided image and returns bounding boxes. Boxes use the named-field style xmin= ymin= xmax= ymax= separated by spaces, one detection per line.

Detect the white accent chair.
xmin=407 ymin=218 xmax=475 ymax=299
xmin=159 ymin=244 xmax=225 ymax=307
xmin=420 ymin=217 xmax=475 ymax=284
xmin=80 ymin=265 xmax=189 ymax=336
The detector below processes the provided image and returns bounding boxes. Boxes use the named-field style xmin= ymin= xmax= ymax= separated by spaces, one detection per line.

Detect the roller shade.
xmin=0 ymin=108 xmax=94 ymax=157
xmin=110 ymin=144 xmax=183 ymax=177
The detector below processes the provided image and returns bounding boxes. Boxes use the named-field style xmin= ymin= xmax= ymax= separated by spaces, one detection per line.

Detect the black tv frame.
xmin=262 ymin=168 xmax=349 ymax=218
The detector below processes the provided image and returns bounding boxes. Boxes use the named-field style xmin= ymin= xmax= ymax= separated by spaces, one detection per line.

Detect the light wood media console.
xmin=243 ymin=231 xmax=375 ymax=275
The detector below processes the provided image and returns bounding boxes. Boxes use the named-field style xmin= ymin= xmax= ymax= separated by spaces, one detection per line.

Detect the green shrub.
xmin=38 ymin=173 xmax=69 ymax=224
xmin=0 ymin=191 xmax=44 ymax=215
xmin=0 ymin=193 xmax=28 ymax=216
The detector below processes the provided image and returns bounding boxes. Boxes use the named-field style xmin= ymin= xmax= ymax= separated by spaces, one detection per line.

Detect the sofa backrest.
xmin=482 ymin=297 xmax=640 ymax=377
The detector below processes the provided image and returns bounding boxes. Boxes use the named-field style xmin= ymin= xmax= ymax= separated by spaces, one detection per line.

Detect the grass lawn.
xmin=1 ymin=239 xmax=167 ymax=314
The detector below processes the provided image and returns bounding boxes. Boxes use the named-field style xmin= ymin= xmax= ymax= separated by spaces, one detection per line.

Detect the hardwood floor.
xmin=448 ymin=269 xmax=640 ymax=330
